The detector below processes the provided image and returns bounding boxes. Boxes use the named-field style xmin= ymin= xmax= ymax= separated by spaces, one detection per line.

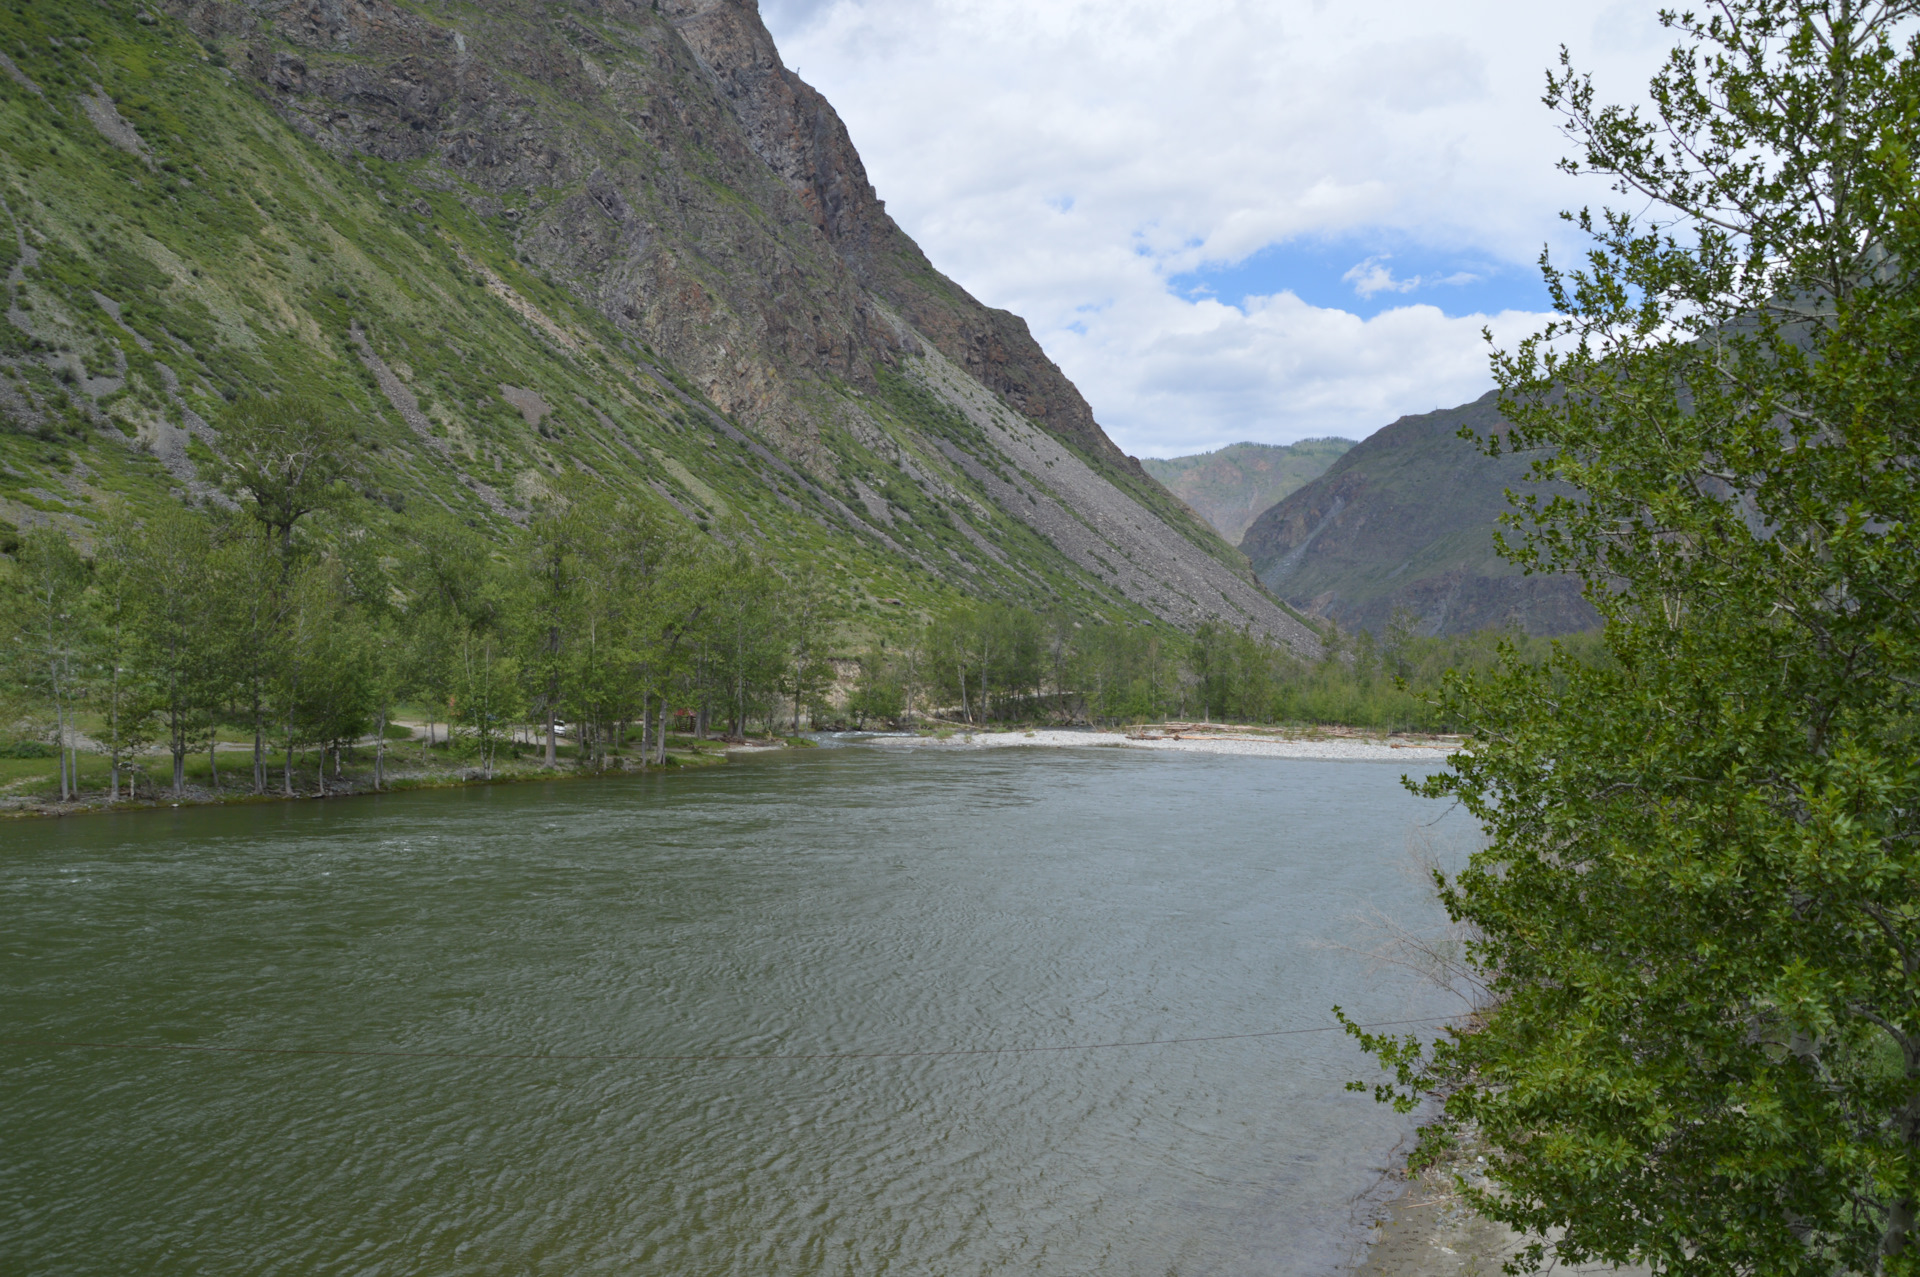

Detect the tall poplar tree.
xmin=12 ymin=528 xmax=88 ymax=800
xmin=1346 ymin=2 xmax=1920 ymax=1271
xmin=109 ymin=505 xmax=224 ymax=798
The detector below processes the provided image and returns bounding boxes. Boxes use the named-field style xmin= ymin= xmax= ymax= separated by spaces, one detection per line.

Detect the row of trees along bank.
xmin=0 ymin=395 xmax=841 ymax=801
xmin=2 ymin=397 xmax=1596 ymax=803
xmin=844 ymin=604 xmax=1597 ymax=732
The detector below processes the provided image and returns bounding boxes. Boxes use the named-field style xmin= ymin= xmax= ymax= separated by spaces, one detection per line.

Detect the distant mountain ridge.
xmin=1141 ymin=439 xmax=1353 ymax=545
xmin=1237 ymin=391 xmax=1598 ymax=638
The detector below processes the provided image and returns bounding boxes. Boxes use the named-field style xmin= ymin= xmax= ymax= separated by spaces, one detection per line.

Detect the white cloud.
xmin=761 ymin=0 xmax=1672 ymax=454
xmin=1342 ymin=257 xmax=1420 ymax=299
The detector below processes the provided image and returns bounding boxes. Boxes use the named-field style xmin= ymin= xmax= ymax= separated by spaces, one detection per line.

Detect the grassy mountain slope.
xmin=1141 ymin=438 xmax=1353 ymax=545
xmin=0 ymin=0 xmax=1317 ymax=654
xmin=1237 ymin=391 xmax=1597 ymax=637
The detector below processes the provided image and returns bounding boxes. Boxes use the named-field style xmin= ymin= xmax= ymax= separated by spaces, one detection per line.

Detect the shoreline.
xmin=0 ymin=742 xmax=746 ymax=821
xmin=857 ymin=725 xmax=1462 ymax=764
xmin=1352 ymin=1132 xmax=1654 ymax=1276
xmin=0 ymin=725 xmax=1461 ymax=821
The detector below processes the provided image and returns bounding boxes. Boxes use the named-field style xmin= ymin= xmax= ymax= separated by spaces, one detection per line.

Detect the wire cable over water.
xmin=0 ymin=1016 xmax=1451 ymax=1065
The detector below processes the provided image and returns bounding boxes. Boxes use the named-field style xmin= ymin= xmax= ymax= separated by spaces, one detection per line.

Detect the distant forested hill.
xmin=1140 ymin=439 xmax=1353 ymax=544
xmin=1237 ymin=391 xmax=1598 ymax=638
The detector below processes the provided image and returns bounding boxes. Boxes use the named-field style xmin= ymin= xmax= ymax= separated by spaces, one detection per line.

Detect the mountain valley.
xmin=1140 ymin=437 xmax=1352 ymax=545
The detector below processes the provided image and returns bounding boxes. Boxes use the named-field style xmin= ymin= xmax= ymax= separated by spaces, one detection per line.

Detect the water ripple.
xmin=2 ymin=747 xmax=1468 ymax=1276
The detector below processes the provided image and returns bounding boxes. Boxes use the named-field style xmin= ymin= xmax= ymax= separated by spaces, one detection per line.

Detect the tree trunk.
xmin=209 ymin=737 xmax=219 ymax=792
xmin=252 ymin=694 xmax=265 ymax=795
xmin=979 ymin=637 xmax=991 ymax=724
xmin=1884 ymin=1197 xmax=1915 ymax=1265
xmin=375 ymin=706 xmax=386 ymax=792
xmin=108 ymin=666 xmax=120 ymax=802
xmin=1881 ymin=1084 xmax=1920 ymax=1263
xmin=656 ymin=699 xmax=669 ymax=766
xmin=56 ymin=698 xmax=68 ymax=801
xmin=545 ymin=703 xmax=557 ymax=768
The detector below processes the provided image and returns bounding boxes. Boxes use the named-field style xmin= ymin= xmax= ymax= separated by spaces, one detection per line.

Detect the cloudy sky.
xmin=757 ymin=0 xmax=1675 ymax=456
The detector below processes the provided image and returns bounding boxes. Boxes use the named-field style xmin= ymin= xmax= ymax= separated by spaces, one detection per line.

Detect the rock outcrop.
xmin=4 ymin=0 xmax=1316 ymax=651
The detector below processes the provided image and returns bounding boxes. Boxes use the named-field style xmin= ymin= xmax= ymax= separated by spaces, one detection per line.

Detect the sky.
xmin=756 ymin=0 xmax=1676 ymax=456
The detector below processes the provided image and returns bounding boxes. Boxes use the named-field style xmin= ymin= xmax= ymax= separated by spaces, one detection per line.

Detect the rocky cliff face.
xmin=1238 ymin=391 xmax=1597 ymax=638
xmin=180 ymin=0 xmax=1135 ymax=475
xmin=2 ymin=0 xmax=1315 ymax=652
xmin=662 ymin=0 xmax=1122 ymax=467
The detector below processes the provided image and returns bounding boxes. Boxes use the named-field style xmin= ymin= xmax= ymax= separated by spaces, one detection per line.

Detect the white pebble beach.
xmin=858 ymin=727 xmax=1461 ymax=763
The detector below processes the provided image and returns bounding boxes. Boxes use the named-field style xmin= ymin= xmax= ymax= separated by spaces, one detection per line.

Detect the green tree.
xmin=220 ymin=394 xmax=359 ymax=789
xmin=219 ymin=393 xmax=358 ymax=569
xmin=337 ymin=533 xmax=406 ymax=790
xmin=518 ymin=492 xmax=577 ymax=767
xmin=107 ymin=505 xmax=226 ymax=798
xmin=926 ymin=606 xmax=980 ymax=724
xmin=402 ymin=513 xmax=495 ymax=768
xmin=780 ymin=574 xmax=835 ymax=733
xmin=1347 ymin=3 xmax=1920 ymax=1271
xmin=271 ymin=557 xmax=370 ymax=796
xmin=572 ymin=490 xmax=687 ymax=769
xmin=848 ymin=643 xmax=906 ymax=728
xmin=1190 ymin=620 xmax=1233 ymax=722
xmin=91 ymin=509 xmax=162 ymax=800
xmin=985 ymin=604 xmax=1043 ymax=721
xmin=9 ymin=527 xmax=89 ymax=800
xmin=707 ymin=545 xmax=788 ymax=738
xmin=398 ymin=514 xmax=515 ymax=777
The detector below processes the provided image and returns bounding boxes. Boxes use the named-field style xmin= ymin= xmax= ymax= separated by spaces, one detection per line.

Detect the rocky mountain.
xmin=0 ymin=0 xmax=1319 ymax=654
xmin=1238 ymin=390 xmax=1598 ymax=637
xmin=1141 ymin=438 xmax=1353 ymax=545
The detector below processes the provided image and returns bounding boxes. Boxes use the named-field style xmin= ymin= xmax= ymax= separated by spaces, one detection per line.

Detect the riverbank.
xmin=0 ymin=722 xmax=1458 ymax=819
xmin=864 ymin=724 xmax=1462 ymax=763
xmin=0 ymin=738 xmax=751 ymax=819
xmin=1355 ymin=1133 xmax=1653 ymax=1276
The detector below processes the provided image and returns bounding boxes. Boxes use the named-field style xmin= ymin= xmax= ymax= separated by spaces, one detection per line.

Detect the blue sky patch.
xmin=1167 ymin=237 xmax=1555 ymax=319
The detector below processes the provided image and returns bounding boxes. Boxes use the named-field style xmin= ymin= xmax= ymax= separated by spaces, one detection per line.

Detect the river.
xmin=2 ymin=744 xmax=1472 ymax=1275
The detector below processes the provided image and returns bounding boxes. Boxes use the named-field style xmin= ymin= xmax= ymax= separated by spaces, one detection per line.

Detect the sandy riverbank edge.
xmin=855 ymin=726 xmax=1462 ymax=763
xmin=2 ymin=724 xmax=1450 ymax=818
xmin=1353 ymin=1137 xmax=1654 ymax=1277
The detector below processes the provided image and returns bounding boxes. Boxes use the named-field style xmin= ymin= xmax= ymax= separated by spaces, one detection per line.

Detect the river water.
xmin=2 ymin=745 xmax=1472 ymax=1276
